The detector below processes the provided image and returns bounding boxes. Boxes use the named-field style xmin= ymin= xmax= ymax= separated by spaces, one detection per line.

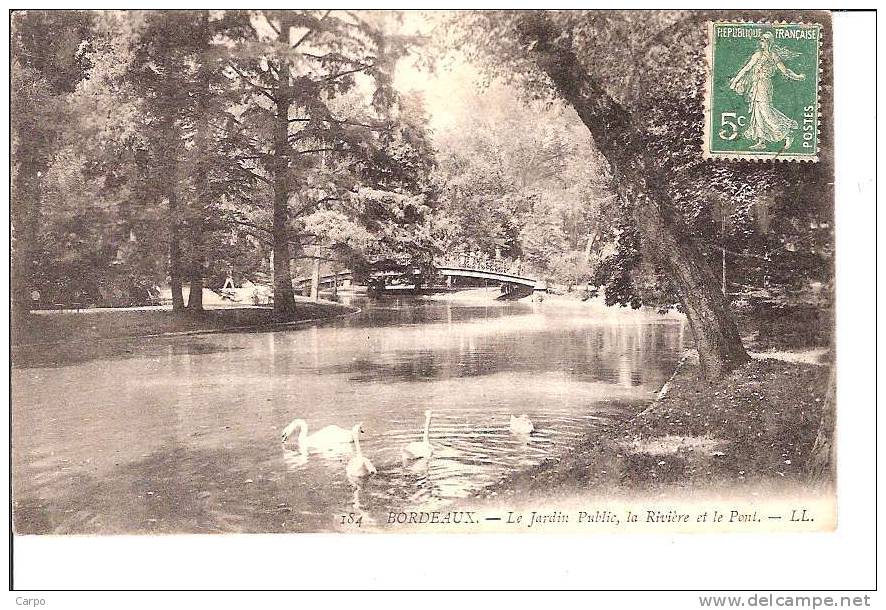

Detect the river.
xmin=12 ymin=296 xmax=685 ymax=534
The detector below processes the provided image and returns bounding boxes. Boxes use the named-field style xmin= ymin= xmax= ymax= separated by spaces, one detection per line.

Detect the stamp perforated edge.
xmin=702 ymin=20 xmax=823 ymax=163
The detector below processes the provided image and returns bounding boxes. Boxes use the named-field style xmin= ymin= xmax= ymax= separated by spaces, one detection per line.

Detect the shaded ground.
xmin=475 ymin=356 xmax=833 ymax=502
xmin=737 ymin=304 xmax=833 ymax=352
xmin=12 ymin=299 xmax=356 ymax=347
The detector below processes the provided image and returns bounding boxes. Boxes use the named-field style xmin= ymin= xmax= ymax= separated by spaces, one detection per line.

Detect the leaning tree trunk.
xmin=519 ymin=13 xmax=749 ymax=378
xmin=270 ymin=25 xmax=298 ymax=318
xmin=635 ymin=194 xmax=751 ymax=378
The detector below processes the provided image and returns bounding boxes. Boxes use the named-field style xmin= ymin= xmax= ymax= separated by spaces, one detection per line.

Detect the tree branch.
xmin=227 ymin=217 xmax=272 ymax=235
xmin=235 ymin=163 xmax=273 ymax=186
xmin=294 ymin=147 xmax=347 ymax=155
xmin=328 ymin=118 xmax=390 ymax=130
xmin=288 ymin=116 xmax=388 ymax=130
xmin=320 ymin=63 xmax=373 ymax=83
xmin=261 ymin=12 xmax=281 ymax=37
xmin=227 ymin=61 xmax=277 ymax=104
xmin=292 ymin=10 xmax=332 ymax=49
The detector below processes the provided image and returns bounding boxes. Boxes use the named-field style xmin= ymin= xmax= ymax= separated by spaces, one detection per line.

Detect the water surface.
xmin=12 ymin=297 xmax=685 ymax=533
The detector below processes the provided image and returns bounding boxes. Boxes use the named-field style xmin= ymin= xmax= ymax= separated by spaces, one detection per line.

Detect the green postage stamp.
xmin=704 ymin=22 xmax=822 ymax=161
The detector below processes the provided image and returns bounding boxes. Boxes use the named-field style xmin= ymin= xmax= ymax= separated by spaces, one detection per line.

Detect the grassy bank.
xmin=477 ymin=354 xmax=833 ymax=502
xmin=12 ymin=298 xmax=357 ymax=347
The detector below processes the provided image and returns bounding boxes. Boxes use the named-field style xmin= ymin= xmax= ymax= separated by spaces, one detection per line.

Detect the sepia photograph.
xmin=6 ymin=5 xmax=875 ymax=596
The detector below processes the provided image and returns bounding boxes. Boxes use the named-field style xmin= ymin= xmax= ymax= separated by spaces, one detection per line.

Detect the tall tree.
xmin=178 ymin=14 xmax=255 ymax=311
xmin=127 ymin=10 xmax=252 ymax=311
xmin=127 ymin=11 xmax=198 ymax=309
xmin=222 ymin=10 xmax=414 ymax=315
xmin=11 ymin=10 xmax=94 ymax=314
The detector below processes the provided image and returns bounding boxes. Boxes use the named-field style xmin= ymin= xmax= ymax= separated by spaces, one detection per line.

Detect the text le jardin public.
xmin=385 ymin=508 xmax=814 ymax=528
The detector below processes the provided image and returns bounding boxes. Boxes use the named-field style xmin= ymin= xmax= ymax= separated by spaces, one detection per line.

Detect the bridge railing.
xmin=436 ymin=254 xmax=527 ymax=278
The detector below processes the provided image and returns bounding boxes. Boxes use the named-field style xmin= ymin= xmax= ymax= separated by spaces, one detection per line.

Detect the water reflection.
xmin=12 ymin=298 xmax=684 ymax=533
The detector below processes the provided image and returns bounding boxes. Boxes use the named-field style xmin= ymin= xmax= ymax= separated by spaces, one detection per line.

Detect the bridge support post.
xmin=310 ymin=256 xmax=321 ymax=301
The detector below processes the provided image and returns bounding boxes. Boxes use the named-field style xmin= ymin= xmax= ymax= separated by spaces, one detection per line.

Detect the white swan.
xmin=346 ymin=423 xmax=377 ymax=479
xmin=402 ymin=409 xmax=434 ymax=461
xmin=509 ymin=414 xmax=534 ymax=435
xmin=281 ymin=418 xmax=354 ymax=454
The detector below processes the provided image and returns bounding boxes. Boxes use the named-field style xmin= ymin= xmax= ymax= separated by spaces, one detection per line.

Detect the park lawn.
xmin=12 ymin=299 xmax=356 ymax=347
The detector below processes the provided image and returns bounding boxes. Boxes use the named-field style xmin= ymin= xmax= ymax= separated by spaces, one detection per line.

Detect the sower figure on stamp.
xmin=729 ymin=31 xmax=806 ymax=150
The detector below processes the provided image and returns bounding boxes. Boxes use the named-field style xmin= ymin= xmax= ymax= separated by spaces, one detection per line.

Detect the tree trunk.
xmin=310 ymin=255 xmax=321 ymax=301
xmin=519 ymin=13 xmax=749 ymax=378
xmin=187 ymin=275 xmax=203 ymax=310
xmin=807 ymin=365 xmax=836 ymax=478
xmin=636 ymin=196 xmax=750 ymax=378
xmin=584 ymin=223 xmax=598 ymax=263
xmin=11 ymin=163 xmax=42 ymax=317
xmin=188 ymin=107 xmax=214 ymax=312
xmin=270 ymin=24 xmax=298 ymax=318
xmin=187 ymin=211 xmax=204 ymax=310
xmin=168 ymin=186 xmax=185 ymax=311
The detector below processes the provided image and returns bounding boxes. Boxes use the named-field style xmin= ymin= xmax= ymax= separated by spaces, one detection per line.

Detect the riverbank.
xmin=12 ymin=297 xmax=357 ymax=347
xmin=426 ymin=286 xmax=515 ymax=303
xmin=432 ymin=287 xmax=687 ymax=319
xmin=475 ymin=352 xmax=834 ymax=503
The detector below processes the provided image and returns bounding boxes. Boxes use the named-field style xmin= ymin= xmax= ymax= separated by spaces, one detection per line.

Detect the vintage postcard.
xmin=11 ymin=9 xmax=836 ymax=543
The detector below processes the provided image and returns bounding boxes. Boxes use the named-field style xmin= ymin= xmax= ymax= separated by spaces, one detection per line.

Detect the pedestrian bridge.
xmin=435 ymin=265 xmax=538 ymax=288
xmin=433 ymin=255 xmax=540 ymax=289
xmin=294 ymin=257 xmax=542 ymax=292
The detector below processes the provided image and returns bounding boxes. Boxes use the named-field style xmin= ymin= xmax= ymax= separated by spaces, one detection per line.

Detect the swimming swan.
xmin=402 ymin=409 xmax=434 ymax=460
xmin=509 ymin=414 xmax=534 ymax=435
xmin=346 ymin=424 xmax=377 ymax=479
xmin=281 ymin=419 xmax=354 ymax=454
